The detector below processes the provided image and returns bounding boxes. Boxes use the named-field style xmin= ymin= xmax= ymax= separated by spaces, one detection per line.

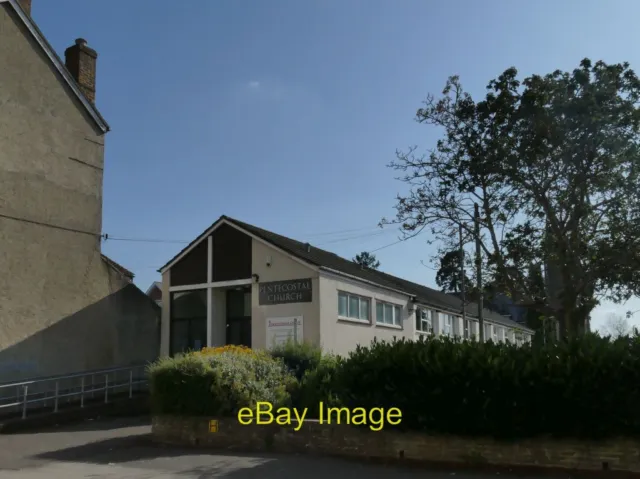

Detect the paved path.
xmin=0 ymin=417 xmax=554 ymax=479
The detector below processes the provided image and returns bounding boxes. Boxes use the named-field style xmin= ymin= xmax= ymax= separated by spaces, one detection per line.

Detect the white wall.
xmin=318 ymin=271 xmax=416 ymax=356
xmin=251 ymin=240 xmax=320 ymax=349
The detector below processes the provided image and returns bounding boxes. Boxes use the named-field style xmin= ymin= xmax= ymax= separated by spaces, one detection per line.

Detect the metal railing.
xmin=0 ymin=364 xmax=148 ymax=419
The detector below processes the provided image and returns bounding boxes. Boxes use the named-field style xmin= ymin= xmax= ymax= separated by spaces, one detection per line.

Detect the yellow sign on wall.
xmin=209 ymin=420 xmax=218 ymax=433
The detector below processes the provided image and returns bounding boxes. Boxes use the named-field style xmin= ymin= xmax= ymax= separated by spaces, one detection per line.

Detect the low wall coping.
xmin=151 ymin=415 xmax=640 ymax=474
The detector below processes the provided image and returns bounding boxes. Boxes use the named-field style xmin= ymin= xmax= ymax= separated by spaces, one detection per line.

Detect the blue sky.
xmin=34 ymin=0 xmax=640 ymax=331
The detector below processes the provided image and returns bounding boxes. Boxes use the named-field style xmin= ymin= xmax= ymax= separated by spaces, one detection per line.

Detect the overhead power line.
xmin=102 ymin=235 xmax=189 ymax=244
xmin=316 ymin=230 xmax=390 ymax=246
xmin=100 ymin=225 xmax=388 ymax=246
xmin=0 ymin=213 xmax=101 ymax=237
xmin=368 ymin=238 xmax=406 ymax=253
xmin=366 ymin=230 xmax=428 ymax=253
xmin=304 ymin=226 xmax=382 ymax=238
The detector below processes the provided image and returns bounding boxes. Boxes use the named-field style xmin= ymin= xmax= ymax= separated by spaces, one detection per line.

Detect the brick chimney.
xmin=17 ymin=0 xmax=31 ymax=15
xmin=64 ymin=38 xmax=97 ymax=103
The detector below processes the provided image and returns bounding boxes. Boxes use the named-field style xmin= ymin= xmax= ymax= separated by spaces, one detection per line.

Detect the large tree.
xmin=383 ymin=59 xmax=640 ymax=339
xmin=353 ymin=251 xmax=380 ymax=270
xmin=435 ymin=250 xmax=472 ymax=293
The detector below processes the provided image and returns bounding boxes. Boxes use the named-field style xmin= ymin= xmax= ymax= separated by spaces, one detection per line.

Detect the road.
xmin=0 ymin=417 xmax=556 ymax=479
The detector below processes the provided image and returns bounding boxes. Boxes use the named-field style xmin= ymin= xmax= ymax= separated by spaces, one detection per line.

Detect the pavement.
xmin=0 ymin=417 xmax=561 ymax=479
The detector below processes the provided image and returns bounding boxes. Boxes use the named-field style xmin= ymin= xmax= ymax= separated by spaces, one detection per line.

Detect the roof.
xmin=145 ymin=281 xmax=162 ymax=295
xmin=160 ymin=215 xmax=534 ymax=332
xmin=101 ymin=254 xmax=134 ymax=280
xmin=1 ymin=0 xmax=109 ymax=133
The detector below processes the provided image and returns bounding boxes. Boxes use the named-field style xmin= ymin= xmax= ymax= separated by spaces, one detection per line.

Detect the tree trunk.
xmin=557 ymin=296 xmax=593 ymax=340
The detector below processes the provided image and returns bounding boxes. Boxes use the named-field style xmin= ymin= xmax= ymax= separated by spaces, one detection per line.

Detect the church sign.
xmin=259 ymin=278 xmax=313 ymax=305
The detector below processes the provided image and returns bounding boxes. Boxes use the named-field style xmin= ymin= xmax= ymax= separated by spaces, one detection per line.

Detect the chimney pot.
xmin=65 ymin=38 xmax=98 ymax=103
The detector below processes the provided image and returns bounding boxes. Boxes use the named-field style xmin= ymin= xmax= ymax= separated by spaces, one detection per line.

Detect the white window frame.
xmin=484 ymin=324 xmax=492 ymax=341
xmin=442 ymin=313 xmax=455 ymax=337
xmin=416 ymin=308 xmax=434 ymax=334
xmin=504 ymin=328 xmax=512 ymax=343
xmin=338 ymin=291 xmax=371 ymax=323
xmin=376 ymin=300 xmax=403 ymax=328
xmin=463 ymin=318 xmax=470 ymax=339
xmin=469 ymin=320 xmax=477 ymax=340
xmin=492 ymin=325 xmax=498 ymax=342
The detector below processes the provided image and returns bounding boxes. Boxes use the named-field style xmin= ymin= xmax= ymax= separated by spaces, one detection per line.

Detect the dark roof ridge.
xmin=161 ymin=215 xmax=534 ymax=332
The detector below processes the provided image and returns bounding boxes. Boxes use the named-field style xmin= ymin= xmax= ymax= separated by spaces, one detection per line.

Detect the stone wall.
xmin=152 ymin=415 xmax=640 ymax=473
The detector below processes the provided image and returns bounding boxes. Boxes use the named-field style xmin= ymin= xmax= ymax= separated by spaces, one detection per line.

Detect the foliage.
xmin=295 ymin=354 xmax=343 ymax=418
xmin=269 ymin=340 xmax=322 ymax=381
xmin=148 ymin=349 xmax=294 ymax=417
xmin=435 ymin=250 xmax=472 ymax=294
xmin=195 ymin=345 xmax=256 ymax=357
xmin=335 ymin=335 xmax=640 ymax=439
xmin=384 ymin=59 xmax=640 ymax=339
xmin=352 ymin=251 xmax=381 ymax=270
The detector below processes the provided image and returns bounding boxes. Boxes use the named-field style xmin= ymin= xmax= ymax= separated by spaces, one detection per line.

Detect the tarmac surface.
xmin=0 ymin=416 xmax=564 ymax=479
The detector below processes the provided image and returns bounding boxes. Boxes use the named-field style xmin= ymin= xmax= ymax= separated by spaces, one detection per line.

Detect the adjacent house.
xmin=146 ymin=282 xmax=163 ymax=308
xmin=158 ymin=215 xmax=534 ymax=357
xmin=450 ymin=291 xmax=530 ymax=326
xmin=0 ymin=0 xmax=159 ymax=381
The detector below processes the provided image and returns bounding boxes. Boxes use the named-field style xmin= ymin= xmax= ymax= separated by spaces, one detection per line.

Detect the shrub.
xmin=269 ymin=341 xmax=322 ymax=381
xmin=296 ymin=354 xmax=342 ymax=418
xmin=335 ymin=334 xmax=640 ymax=439
xmin=195 ymin=345 xmax=256 ymax=357
xmin=148 ymin=348 xmax=295 ymax=417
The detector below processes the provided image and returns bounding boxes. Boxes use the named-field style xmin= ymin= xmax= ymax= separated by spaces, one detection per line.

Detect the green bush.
xmin=148 ymin=349 xmax=295 ymax=417
xmin=269 ymin=341 xmax=322 ymax=381
xmin=335 ymin=334 xmax=640 ymax=439
xmin=296 ymin=354 xmax=343 ymax=418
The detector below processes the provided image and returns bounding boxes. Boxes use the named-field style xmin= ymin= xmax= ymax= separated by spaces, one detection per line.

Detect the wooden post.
xmin=475 ymin=204 xmax=484 ymax=341
xmin=459 ymin=224 xmax=467 ymax=335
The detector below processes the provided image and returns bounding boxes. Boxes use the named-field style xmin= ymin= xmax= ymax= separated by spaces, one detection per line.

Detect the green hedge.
xmin=148 ymin=350 xmax=294 ymax=416
xmin=335 ymin=334 xmax=640 ymax=439
xmin=149 ymin=334 xmax=640 ymax=439
xmin=296 ymin=354 xmax=342 ymax=418
xmin=269 ymin=341 xmax=322 ymax=381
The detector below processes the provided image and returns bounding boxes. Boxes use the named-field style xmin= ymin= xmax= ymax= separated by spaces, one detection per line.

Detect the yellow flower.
xmin=193 ymin=345 xmax=256 ymax=357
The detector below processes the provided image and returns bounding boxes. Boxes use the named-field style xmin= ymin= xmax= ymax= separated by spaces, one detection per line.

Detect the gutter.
xmin=319 ymin=266 xmax=414 ymax=298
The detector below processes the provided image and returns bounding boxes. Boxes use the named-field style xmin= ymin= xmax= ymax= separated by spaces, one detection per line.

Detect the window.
xmin=514 ymin=331 xmax=524 ymax=346
xmin=484 ymin=324 xmax=492 ymax=341
xmin=170 ymin=290 xmax=207 ymax=356
xmin=416 ymin=308 xmax=433 ymax=333
xmin=442 ymin=314 xmax=454 ymax=337
xmin=463 ymin=319 xmax=470 ymax=339
xmin=226 ymin=289 xmax=252 ymax=348
xmin=492 ymin=325 xmax=498 ymax=342
xmin=376 ymin=301 xmax=402 ymax=326
xmin=504 ymin=329 xmax=512 ymax=343
xmin=471 ymin=321 xmax=479 ymax=339
xmin=338 ymin=292 xmax=370 ymax=321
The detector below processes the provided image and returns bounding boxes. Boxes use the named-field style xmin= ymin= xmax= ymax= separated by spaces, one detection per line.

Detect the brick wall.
xmin=152 ymin=416 xmax=640 ymax=473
